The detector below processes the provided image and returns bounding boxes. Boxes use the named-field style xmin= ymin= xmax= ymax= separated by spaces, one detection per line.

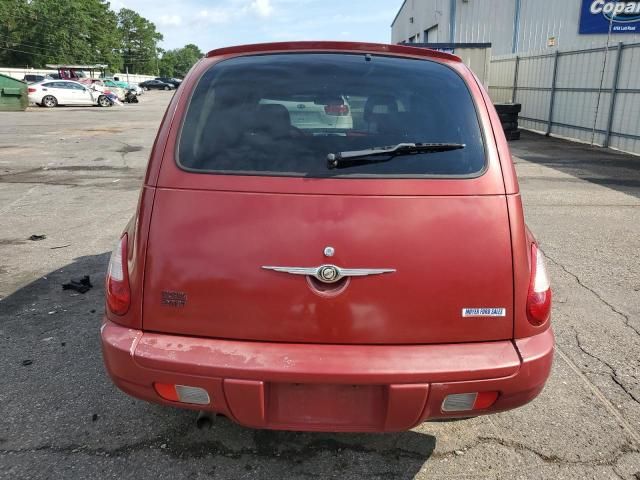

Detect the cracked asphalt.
xmin=1 ymin=94 xmax=639 ymax=479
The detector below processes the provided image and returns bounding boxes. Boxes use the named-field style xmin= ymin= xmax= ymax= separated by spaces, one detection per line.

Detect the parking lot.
xmin=0 ymin=92 xmax=639 ymax=479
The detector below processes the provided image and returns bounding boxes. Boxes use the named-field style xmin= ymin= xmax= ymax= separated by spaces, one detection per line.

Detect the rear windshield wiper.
xmin=326 ymin=142 xmax=465 ymax=170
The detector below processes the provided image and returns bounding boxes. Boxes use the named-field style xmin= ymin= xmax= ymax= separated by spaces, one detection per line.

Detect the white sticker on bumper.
xmin=462 ymin=308 xmax=506 ymax=317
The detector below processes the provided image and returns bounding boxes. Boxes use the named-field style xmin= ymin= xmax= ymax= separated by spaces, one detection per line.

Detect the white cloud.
xmin=249 ymin=0 xmax=273 ymax=17
xmin=197 ymin=8 xmax=233 ymax=25
xmin=158 ymin=14 xmax=182 ymax=26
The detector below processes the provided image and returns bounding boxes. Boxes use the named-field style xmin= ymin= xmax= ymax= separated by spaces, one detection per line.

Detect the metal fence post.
xmin=512 ymin=56 xmax=520 ymax=103
xmin=546 ymin=50 xmax=560 ymax=136
xmin=604 ymin=42 xmax=624 ymax=148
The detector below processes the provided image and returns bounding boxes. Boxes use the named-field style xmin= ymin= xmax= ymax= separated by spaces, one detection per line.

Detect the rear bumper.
xmin=101 ymin=319 xmax=554 ymax=432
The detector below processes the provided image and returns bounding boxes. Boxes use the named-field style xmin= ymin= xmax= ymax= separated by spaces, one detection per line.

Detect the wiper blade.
xmin=326 ymin=142 xmax=465 ymax=170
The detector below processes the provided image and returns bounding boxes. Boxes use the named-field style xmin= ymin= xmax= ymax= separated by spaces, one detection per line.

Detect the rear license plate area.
xmin=268 ymin=383 xmax=385 ymax=428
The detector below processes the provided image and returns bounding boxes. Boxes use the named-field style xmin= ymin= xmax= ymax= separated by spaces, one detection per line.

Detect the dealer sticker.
xmin=462 ymin=308 xmax=506 ymax=317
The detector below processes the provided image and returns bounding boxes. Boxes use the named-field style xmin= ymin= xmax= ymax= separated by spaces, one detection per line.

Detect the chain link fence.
xmin=488 ymin=42 xmax=640 ymax=155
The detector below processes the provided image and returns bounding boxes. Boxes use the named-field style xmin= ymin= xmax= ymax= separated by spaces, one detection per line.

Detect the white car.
xmin=260 ymin=96 xmax=354 ymax=132
xmin=27 ymin=80 xmax=112 ymax=108
xmin=128 ymin=83 xmax=143 ymax=96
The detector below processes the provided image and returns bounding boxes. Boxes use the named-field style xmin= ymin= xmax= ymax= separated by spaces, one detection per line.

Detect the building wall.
xmin=392 ymin=0 xmax=640 ymax=55
xmin=455 ymin=0 xmax=515 ymax=51
xmin=391 ymin=0 xmax=453 ymax=45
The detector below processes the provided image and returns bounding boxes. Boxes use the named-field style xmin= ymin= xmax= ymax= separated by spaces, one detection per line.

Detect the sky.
xmin=110 ymin=0 xmax=403 ymax=52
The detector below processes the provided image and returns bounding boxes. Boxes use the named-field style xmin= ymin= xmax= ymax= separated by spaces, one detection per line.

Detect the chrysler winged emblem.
xmin=261 ymin=264 xmax=396 ymax=284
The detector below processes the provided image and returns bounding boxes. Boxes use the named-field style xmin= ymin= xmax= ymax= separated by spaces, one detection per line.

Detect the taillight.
xmin=28 ymin=87 xmax=36 ymax=93
xmin=324 ymin=103 xmax=349 ymax=116
xmin=526 ymin=244 xmax=552 ymax=326
xmin=154 ymin=383 xmax=210 ymax=405
xmin=106 ymin=234 xmax=131 ymax=315
xmin=442 ymin=391 xmax=499 ymax=412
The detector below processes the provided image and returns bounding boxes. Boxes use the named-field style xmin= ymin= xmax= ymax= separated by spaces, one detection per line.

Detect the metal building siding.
xmin=488 ymin=58 xmax=517 ymax=102
xmin=391 ymin=0 xmax=452 ymax=44
xmin=516 ymin=0 xmax=640 ymax=53
xmin=454 ymin=0 xmax=515 ymax=52
xmin=609 ymin=43 xmax=640 ymax=154
xmin=516 ymin=54 xmax=555 ymax=132
xmin=488 ymin=42 xmax=640 ymax=154
xmin=392 ymin=0 xmax=640 ymax=53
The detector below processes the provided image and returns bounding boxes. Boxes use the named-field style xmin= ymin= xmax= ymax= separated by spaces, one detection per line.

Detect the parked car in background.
xmin=102 ymin=78 xmax=129 ymax=89
xmin=100 ymin=78 xmax=142 ymax=95
xmin=78 ymin=79 xmax=127 ymax=102
xmin=155 ymin=77 xmax=182 ymax=88
xmin=260 ymin=95 xmax=353 ymax=132
xmin=28 ymin=80 xmax=111 ymax=107
xmin=23 ymin=74 xmax=53 ymax=84
xmin=128 ymin=83 xmax=143 ymax=96
xmin=101 ymin=41 xmax=554 ymax=432
xmin=139 ymin=79 xmax=174 ymax=91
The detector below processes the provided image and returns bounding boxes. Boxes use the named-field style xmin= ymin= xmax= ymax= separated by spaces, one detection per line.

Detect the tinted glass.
xmin=179 ymin=53 xmax=485 ymax=177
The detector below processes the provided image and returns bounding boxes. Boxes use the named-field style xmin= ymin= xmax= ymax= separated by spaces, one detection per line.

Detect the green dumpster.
xmin=0 ymin=73 xmax=28 ymax=111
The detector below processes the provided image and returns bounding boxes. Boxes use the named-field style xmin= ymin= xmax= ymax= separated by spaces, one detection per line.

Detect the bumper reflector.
xmin=154 ymin=383 xmax=210 ymax=405
xmin=442 ymin=391 xmax=498 ymax=412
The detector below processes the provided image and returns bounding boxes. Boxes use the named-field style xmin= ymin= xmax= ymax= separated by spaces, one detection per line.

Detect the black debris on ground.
xmin=62 ymin=276 xmax=93 ymax=294
xmin=28 ymin=235 xmax=46 ymax=241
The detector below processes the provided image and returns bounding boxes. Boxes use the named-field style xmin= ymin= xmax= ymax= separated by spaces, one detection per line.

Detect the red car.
xmin=101 ymin=41 xmax=554 ymax=432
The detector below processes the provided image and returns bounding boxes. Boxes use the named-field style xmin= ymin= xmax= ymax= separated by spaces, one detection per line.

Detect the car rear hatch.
xmin=142 ymin=50 xmax=513 ymax=345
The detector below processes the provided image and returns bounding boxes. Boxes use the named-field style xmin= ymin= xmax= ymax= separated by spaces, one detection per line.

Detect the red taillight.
xmin=526 ymin=244 xmax=552 ymax=326
xmin=324 ymin=103 xmax=349 ymax=116
xmin=106 ymin=234 xmax=131 ymax=315
xmin=28 ymin=87 xmax=37 ymax=93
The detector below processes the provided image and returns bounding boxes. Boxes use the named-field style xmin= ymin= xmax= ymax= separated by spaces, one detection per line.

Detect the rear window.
xmin=178 ymin=53 xmax=485 ymax=177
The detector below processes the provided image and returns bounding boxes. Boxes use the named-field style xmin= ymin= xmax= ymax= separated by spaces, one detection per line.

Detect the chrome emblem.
xmin=319 ymin=265 xmax=339 ymax=281
xmin=261 ymin=264 xmax=396 ymax=284
xmin=323 ymin=246 xmax=335 ymax=257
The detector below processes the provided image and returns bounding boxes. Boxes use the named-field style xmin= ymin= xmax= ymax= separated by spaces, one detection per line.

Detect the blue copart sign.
xmin=580 ymin=1 xmax=640 ymax=33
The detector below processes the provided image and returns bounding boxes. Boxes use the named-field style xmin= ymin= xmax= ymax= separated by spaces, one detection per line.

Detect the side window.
xmin=68 ymin=83 xmax=85 ymax=90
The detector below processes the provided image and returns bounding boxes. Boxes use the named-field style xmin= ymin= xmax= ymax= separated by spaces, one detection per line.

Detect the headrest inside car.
xmin=254 ymin=104 xmax=292 ymax=139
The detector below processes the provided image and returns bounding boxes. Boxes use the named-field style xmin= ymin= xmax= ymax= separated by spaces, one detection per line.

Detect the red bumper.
xmin=101 ymin=319 xmax=554 ymax=432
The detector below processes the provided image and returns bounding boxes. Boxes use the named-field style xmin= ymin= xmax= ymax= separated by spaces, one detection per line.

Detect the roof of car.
xmin=205 ymin=41 xmax=462 ymax=63
xmin=38 ymin=79 xmax=83 ymax=85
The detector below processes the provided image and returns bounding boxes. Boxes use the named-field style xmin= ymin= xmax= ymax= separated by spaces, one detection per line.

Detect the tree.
xmin=159 ymin=44 xmax=203 ymax=78
xmin=117 ymin=8 xmax=163 ymax=75
xmin=0 ymin=0 xmax=122 ymax=70
xmin=0 ymin=0 xmax=32 ymax=67
xmin=0 ymin=0 xmax=166 ymax=74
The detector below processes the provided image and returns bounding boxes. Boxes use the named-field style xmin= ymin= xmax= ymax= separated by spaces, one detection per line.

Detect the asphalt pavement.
xmin=0 ymin=94 xmax=639 ymax=479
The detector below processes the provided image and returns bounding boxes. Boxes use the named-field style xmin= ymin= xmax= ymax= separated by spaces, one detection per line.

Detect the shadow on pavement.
xmin=0 ymin=252 xmax=436 ymax=478
xmin=511 ymin=130 xmax=640 ymax=199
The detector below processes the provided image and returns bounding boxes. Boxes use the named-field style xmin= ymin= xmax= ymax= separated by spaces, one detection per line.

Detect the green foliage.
xmin=0 ymin=0 xmax=122 ymax=70
xmin=159 ymin=43 xmax=203 ymax=78
xmin=117 ymin=8 xmax=163 ymax=75
xmin=0 ymin=0 xmax=193 ymax=75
